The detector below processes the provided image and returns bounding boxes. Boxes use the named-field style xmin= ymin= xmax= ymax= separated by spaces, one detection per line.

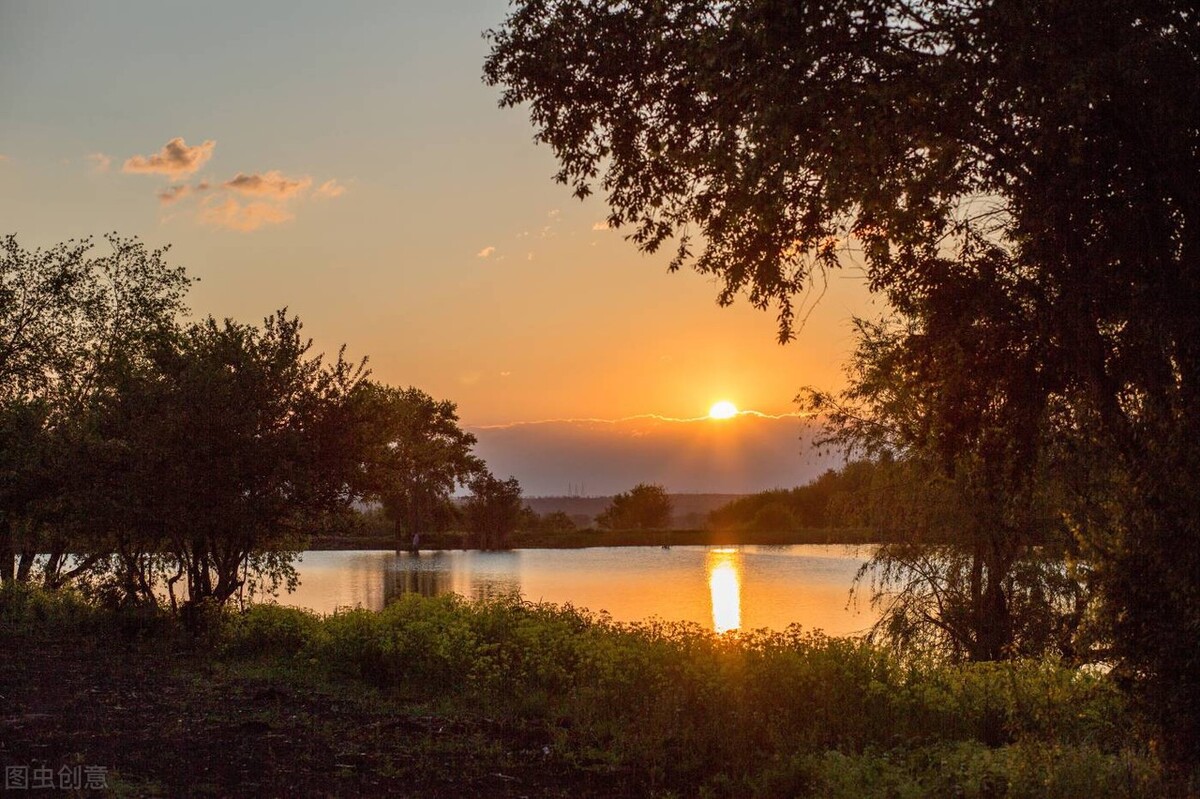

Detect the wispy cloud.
xmin=314 ymin=179 xmax=346 ymax=199
xmin=124 ymin=137 xmax=215 ymax=179
xmin=86 ymin=153 xmax=112 ymax=173
xmin=157 ymin=185 xmax=192 ymax=204
xmin=198 ymin=196 xmax=293 ymax=232
xmin=223 ymin=170 xmax=311 ymax=199
xmin=157 ymin=181 xmax=211 ymax=204
xmin=591 ymin=220 xmax=610 ymax=231
xmin=476 ymin=246 xmax=496 ymax=259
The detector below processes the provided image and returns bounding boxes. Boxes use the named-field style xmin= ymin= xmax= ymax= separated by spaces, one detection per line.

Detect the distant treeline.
xmin=707 ymin=459 xmax=928 ymax=541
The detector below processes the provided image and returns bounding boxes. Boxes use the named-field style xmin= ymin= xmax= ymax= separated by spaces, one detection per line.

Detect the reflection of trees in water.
xmin=380 ymin=555 xmax=522 ymax=606
xmin=383 ymin=555 xmax=451 ymax=604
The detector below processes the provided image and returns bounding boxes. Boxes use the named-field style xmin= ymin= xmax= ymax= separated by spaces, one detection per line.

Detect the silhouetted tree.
xmin=487 ymin=0 xmax=1200 ymax=765
xmin=464 ymin=472 xmax=524 ymax=550
xmin=597 ymin=484 xmax=672 ymax=531
xmin=353 ymin=383 xmax=482 ymax=548
xmin=0 ymin=234 xmax=191 ymax=586
xmin=95 ymin=311 xmax=366 ymax=609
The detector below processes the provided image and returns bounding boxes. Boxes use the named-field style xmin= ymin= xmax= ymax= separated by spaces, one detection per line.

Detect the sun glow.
xmin=708 ymin=401 xmax=738 ymax=420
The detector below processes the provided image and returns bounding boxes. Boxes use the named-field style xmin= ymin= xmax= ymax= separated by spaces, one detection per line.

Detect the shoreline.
xmin=305 ymin=527 xmax=883 ymax=551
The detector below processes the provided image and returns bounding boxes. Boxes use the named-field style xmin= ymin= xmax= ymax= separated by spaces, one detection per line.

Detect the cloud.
xmin=157 ymin=181 xmax=211 ymax=205
xmin=198 ymin=196 xmax=293 ymax=232
xmin=158 ymin=185 xmax=192 ymax=204
xmin=592 ymin=220 xmax=610 ymax=231
xmin=223 ymin=170 xmax=312 ymax=199
xmin=476 ymin=246 xmax=496 ymax=259
xmin=314 ymin=179 xmax=346 ymax=199
xmin=86 ymin=153 xmax=111 ymax=173
xmin=123 ymin=137 xmax=215 ymax=179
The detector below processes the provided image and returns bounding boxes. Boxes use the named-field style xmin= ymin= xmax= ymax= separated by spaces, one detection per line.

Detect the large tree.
xmin=0 ymin=234 xmax=191 ymax=585
xmin=353 ymin=383 xmax=483 ymax=547
xmin=486 ymin=0 xmax=1200 ymax=765
xmin=93 ymin=310 xmax=367 ymax=609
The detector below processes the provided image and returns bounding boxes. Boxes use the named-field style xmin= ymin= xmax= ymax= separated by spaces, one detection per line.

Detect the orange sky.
xmin=0 ymin=1 xmax=878 ymax=429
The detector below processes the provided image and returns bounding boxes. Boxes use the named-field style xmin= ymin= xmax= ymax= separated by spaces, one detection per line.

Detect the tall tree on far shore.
xmin=354 ymin=383 xmax=482 ymax=547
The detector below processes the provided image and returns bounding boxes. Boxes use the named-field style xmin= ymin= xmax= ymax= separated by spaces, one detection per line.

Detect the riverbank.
xmin=0 ymin=586 xmax=1174 ymax=797
xmin=308 ymin=527 xmax=882 ymax=551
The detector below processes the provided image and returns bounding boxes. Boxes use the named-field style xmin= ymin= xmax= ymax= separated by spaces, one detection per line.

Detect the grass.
xmin=0 ymin=584 xmax=1178 ymax=797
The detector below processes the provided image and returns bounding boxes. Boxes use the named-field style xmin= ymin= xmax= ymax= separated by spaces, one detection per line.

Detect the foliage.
xmin=200 ymin=594 xmax=1163 ymax=796
xmin=802 ymin=318 xmax=1097 ymax=664
xmin=596 ymin=483 xmax=673 ymax=531
xmin=1 ymin=234 xmax=191 ymax=586
xmin=522 ymin=508 xmax=578 ymax=536
xmin=486 ymin=0 xmax=1200 ymax=766
xmin=88 ymin=311 xmax=368 ymax=609
xmin=463 ymin=472 xmax=525 ymax=549
xmin=352 ymin=382 xmax=482 ymax=545
xmin=709 ymin=463 xmax=891 ymax=533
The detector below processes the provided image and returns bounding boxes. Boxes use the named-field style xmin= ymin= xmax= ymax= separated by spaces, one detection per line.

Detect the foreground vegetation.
xmin=2 ymin=585 xmax=1180 ymax=798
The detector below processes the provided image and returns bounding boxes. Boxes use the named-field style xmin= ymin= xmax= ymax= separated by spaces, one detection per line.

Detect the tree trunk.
xmin=0 ymin=519 xmax=14 ymax=583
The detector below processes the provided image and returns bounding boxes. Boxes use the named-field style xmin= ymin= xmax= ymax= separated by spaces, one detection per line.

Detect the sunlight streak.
xmin=708 ymin=549 xmax=742 ymax=634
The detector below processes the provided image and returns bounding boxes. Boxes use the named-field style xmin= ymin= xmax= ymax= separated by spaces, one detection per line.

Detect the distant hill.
xmin=524 ymin=493 xmax=746 ymax=529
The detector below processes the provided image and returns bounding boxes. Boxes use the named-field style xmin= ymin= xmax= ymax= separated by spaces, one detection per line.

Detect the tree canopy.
xmin=487 ymin=0 xmax=1200 ymax=765
xmin=0 ymin=234 xmax=503 ymax=613
xmin=351 ymin=382 xmax=483 ymax=546
xmin=597 ymin=483 xmax=673 ymax=531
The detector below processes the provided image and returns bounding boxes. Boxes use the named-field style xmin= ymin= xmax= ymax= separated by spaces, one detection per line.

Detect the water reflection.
xmin=382 ymin=552 xmax=521 ymax=606
xmin=707 ymin=548 xmax=742 ymax=633
xmin=285 ymin=546 xmax=874 ymax=635
xmin=383 ymin=555 xmax=452 ymax=602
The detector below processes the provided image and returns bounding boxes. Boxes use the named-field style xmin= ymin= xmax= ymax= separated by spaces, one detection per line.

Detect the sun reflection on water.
xmin=707 ymin=548 xmax=742 ymax=633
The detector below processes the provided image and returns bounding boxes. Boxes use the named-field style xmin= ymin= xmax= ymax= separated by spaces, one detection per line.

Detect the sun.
xmin=709 ymin=401 xmax=738 ymax=420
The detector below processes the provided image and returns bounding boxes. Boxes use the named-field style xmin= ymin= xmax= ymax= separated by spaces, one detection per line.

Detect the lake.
xmin=281 ymin=545 xmax=879 ymax=635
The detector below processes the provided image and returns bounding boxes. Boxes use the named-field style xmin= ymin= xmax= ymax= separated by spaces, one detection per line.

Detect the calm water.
xmin=283 ymin=545 xmax=878 ymax=635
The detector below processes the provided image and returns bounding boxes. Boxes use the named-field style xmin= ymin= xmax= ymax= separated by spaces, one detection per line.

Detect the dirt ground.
xmin=0 ymin=629 xmax=636 ymax=797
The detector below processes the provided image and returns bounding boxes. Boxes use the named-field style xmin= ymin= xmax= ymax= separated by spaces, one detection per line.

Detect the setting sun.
xmin=709 ymin=401 xmax=738 ymax=420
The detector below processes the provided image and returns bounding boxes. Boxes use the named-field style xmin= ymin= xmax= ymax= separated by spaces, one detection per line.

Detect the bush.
xmin=232 ymin=593 xmax=1158 ymax=793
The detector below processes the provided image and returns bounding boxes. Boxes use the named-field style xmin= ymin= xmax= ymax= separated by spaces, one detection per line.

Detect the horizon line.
xmin=466 ymin=409 xmax=814 ymax=431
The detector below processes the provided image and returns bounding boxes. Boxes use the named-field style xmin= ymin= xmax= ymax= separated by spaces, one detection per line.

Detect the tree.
xmin=803 ymin=317 xmax=1095 ymax=663
xmin=464 ymin=472 xmax=525 ymax=550
xmin=0 ymin=234 xmax=191 ymax=585
xmin=486 ymin=1 xmax=1200 ymax=765
xmin=94 ymin=310 xmax=367 ymax=609
xmin=597 ymin=484 xmax=673 ymax=531
xmin=353 ymin=383 xmax=482 ymax=548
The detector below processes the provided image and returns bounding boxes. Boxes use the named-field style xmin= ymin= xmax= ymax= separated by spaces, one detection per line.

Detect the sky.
xmin=0 ymin=1 xmax=877 ymax=493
